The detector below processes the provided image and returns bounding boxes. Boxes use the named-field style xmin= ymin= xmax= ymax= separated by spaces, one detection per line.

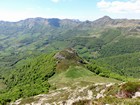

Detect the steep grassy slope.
xmin=49 ymin=66 xmax=120 ymax=88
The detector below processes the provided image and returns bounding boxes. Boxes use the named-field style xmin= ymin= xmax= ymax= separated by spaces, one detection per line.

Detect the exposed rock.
xmin=9 ymin=99 xmax=22 ymax=105
xmin=54 ymin=48 xmax=86 ymax=72
xmin=54 ymin=48 xmax=78 ymax=60
xmin=116 ymin=90 xmax=133 ymax=98
xmin=116 ymin=82 xmax=140 ymax=98
xmin=96 ymin=93 xmax=104 ymax=99
xmin=106 ymin=83 xmax=114 ymax=88
xmin=66 ymin=49 xmax=75 ymax=54
xmin=54 ymin=53 xmax=66 ymax=60
xmin=132 ymin=92 xmax=140 ymax=98
xmin=10 ymin=82 xmax=140 ymax=105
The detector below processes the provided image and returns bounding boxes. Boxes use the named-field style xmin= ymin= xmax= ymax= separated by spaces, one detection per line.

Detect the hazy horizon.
xmin=0 ymin=0 xmax=140 ymax=22
xmin=1 ymin=15 xmax=140 ymax=23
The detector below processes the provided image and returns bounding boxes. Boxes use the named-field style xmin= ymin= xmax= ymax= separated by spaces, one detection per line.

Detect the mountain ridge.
xmin=0 ymin=16 xmax=140 ymax=28
xmin=0 ymin=16 xmax=140 ymax=78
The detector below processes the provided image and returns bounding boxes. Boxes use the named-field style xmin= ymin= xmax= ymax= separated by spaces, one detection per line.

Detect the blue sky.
xmin=0 ymin=0 xmax=140 ymax=21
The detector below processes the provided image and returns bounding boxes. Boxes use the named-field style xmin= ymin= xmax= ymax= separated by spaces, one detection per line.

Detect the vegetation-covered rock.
xmin=54 ymin=48 xmax=86 ymax=72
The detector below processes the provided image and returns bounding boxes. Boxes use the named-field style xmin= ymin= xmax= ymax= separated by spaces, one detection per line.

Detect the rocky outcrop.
xmin=10 ymin=82 xmax=140 ymax=105
xmin=116 ymin=82 xmax=140 ymax=98
xmin=54 ymin=48 xmax=86 ymax=72
xmin=54 ymin=48 xmax=77 ymax=60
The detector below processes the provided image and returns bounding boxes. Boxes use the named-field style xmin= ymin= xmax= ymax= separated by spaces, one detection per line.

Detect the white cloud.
xmin=0 ymin=7 xmax=51 ymax=22
xmin=51 ymin=0 xmax=60 ymax=3
xmin=97 ymin=0 xmax=140 ymax=13
xmin=51 ymin=0 xmax=72 ymax=3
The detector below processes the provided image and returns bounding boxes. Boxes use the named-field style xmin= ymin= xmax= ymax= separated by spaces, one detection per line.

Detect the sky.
xmin=0 ymin=0 xmax=140 ymax=21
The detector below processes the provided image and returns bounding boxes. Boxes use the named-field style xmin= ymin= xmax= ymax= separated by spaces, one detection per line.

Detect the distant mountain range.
xmin=0 ymin=16 xmax=140 ymax=74
xmin=1 ymin=16 xmax=140 ymax=28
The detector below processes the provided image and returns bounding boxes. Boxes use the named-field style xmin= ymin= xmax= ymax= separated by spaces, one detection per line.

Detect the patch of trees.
xmin=96 ymin=52 xmax=140 ymax=78
xmin=86 ymin=61 xmax=131 ymax=81
xmin=100 ymin=38 xmax=140 ymax=57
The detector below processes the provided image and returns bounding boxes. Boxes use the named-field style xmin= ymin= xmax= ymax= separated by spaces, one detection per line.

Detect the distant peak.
xmin=102 ymin=16 xmax=111 ymax=19
xmin=99 ymin=16 xmax=112 ymax=20
xmin=93 ymin=16 xmax=113 ymax=26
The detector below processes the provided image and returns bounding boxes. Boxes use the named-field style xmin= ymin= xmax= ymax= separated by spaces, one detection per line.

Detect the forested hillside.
xmin=96 ymin=52 xmax=140 ymax=78
xmin=0 ymin=53 xmax=56 ymax=104
xmin=0 ymin=48 xmax=138 ymax=104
